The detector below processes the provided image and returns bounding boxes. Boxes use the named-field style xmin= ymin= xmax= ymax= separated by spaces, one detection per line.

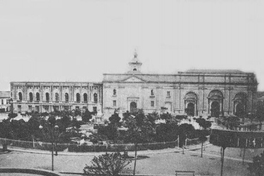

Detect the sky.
xmin=0 ymin=0 xmax=264 ymax=91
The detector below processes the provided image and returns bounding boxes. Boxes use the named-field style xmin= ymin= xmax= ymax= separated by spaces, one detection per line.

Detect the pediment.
xmin=122 ymin=76 xmax=146 ymax=83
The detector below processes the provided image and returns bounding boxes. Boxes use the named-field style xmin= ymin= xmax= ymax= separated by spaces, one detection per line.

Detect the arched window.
xmin=29 ymin=92 xmax=33 ymax=102
xmin=36 ymin=92 xmax=40 ymax=101
xmin=18 ymin=92 xmax=22 ymax=101
xmin=113 ymin=89 xmax=116 ymax=96
xmin=65 ymin=93 xmax=69 ymax=102
xmin=83 ymin=93 xmax=88 ymax=103
xmin=55 ymin=93 xmax=59 ymax=102
xmin=94 ymin=93 xmax=98 ymax=103
xmin=76 ymin=93 xmax=80 ymax=103
xmin=46 ymin=93 xmax=50 ymax=102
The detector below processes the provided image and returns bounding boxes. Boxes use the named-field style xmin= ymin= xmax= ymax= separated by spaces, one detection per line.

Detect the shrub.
xmin=248 ymin=151 xmax=264 ymax=176
xmin=83 ymin=152 xmax=131 ymax=176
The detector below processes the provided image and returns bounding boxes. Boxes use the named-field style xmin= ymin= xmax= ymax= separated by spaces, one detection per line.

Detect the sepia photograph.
xmin=0 ymin=0 xmax=264 ymax=175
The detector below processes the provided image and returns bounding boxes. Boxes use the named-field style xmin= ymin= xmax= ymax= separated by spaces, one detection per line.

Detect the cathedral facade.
xmin=10 ymin=53 xmax=258 ymax=118
xmin=103 ymin=53 xmax=258 ymax=117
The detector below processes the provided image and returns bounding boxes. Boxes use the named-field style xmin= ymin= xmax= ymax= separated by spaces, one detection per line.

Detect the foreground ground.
xmin=0 ymin=144 xmax=263 ymax=176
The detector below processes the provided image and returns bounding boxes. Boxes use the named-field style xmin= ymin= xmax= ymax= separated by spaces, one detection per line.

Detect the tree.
xmin=97 ymin=123 xmax=119 ymax=142
xmin=155 ymin=118 xmax=178 ymax=142
xmin=178 ymin=123 xmax=195 ymax=147
xmin=83 ymin=152 xmax=132 ymax=176
xmin=109 ymin=112 xmax=121 ymax=125
xmin=0 ymin=119 xmax=12 ymax=139
xmin=7 ymin=112 xmax=18 ymax=120
xmin=248 ymin=151 xmax=264 ymax=176
xmin=195 ymin=117 xmax=212 ymax=157
xmin=82 ymin=108 xmax=92 ymax=122
xmin=123 ymin=110 xmax=155 ymax=175
xmin=217 ymin=133 xmax=231 ymax=176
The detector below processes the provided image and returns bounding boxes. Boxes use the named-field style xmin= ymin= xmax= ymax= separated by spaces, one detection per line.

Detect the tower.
xmin=128 ymin=50 xmax=142 ymax=74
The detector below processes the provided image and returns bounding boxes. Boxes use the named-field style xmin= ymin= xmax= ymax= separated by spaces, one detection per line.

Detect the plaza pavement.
xmin=0 ymin=143 xmax=261 ymax=176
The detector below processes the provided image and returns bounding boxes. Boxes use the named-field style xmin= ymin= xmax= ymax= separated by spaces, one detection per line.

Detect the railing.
xmin=0 ymin=137 xmax=180 ymax=152
xmin=0 ymin=136 xmax=209 ymax=153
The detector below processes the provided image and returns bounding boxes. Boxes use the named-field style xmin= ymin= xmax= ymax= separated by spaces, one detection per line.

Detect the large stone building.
xmin=103 ymin=53 xmax=258 ymax=117
xmin=10 ymin=52 xmax=258 ymax=118
xmin=10 ymin=82 xmax=103 ymax=113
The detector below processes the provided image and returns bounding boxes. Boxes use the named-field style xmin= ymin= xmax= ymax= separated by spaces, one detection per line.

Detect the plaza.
xmin=0 ymin=143 xmax=261 ymax=176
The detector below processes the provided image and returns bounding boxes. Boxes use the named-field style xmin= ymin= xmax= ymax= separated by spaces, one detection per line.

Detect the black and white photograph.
xmin=0 ymin=0 xmax=264 ymax=175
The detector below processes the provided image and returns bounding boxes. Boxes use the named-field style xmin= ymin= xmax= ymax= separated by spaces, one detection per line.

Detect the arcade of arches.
xmin=182 ymin=90 xmax=249 ymax=117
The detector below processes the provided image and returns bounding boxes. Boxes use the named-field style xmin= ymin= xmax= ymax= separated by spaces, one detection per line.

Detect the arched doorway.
xmin=186 ymin=103 xmax=195 ymax=116
xmin=208 ymin=90 xmax=223 ymax=117
xmin=211 ymin=101 xmax=220 ymax=117
xmin=233 ymin=92 xmax=247 ymax=117
xmin=235 ymin=103 xmax=244 ymax=116
xmin=130 ymin=102 xmax=137 ymax=113
xmin=184 ymin=92 xmax=197 ymax=116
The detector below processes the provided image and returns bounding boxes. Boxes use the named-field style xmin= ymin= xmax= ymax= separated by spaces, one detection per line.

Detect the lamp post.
xmin=39 ymin=124 xmax=59 ymax=171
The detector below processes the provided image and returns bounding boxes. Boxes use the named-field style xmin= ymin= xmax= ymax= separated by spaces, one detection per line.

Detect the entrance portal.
xmin=235 ymin=103 xmax=245 ymax=116
xmin=211 ymin=101 xmax=220 ymax=117
xmin=130 ymin=102 xmax=137 ymax=113
xmin=186 ymin=103 xmax=195 ymax=116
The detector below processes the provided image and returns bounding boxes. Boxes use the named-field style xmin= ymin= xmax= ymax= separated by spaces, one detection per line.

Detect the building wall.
xmin=0 ymin=98 xmax=10 ymax=112
xmin=102 ymin=72 xmax=257 ymax=118
xmin=10 ymin=82 xmax=103 ymax=113
xmin=0 ymin=91 xmax=11 ymax=112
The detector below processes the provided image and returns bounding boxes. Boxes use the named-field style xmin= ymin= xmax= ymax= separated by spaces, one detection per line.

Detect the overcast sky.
xmin=1 ymin=0 xmax=264 ymax=91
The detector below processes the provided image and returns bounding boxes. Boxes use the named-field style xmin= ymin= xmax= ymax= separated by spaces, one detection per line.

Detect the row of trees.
xmin=96 ymin=111 xmax=211 ymax=145
xmin=0 ymin=108 xmax=95 ymax=142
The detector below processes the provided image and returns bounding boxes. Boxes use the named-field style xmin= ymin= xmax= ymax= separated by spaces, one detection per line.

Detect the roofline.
xmin=10 ymin=81 xmax=103 ymax=84
xmin=103 ymin=72 xmax=255 ymax=76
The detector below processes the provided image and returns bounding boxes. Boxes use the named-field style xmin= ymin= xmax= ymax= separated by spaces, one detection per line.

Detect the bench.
xmin=175 ymin=170 xmax=195 ymax=176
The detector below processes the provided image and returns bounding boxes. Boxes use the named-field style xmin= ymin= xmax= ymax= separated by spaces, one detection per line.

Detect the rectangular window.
xmin=28 ymin=105 xmax=32 ymax=111
xmin=167 ymin=91 xmax=171 ymax=97
xmin=151 ymin=101 xmax=154 ymax=107
xmin=113 ymin=100 xmax=116 ymax=107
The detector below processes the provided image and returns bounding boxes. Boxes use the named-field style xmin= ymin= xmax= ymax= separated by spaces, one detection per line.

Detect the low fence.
xmin=0 ymin=137 xmax=179 ymax=152
xmin=186 ymin=137 xmax=201 ymax=146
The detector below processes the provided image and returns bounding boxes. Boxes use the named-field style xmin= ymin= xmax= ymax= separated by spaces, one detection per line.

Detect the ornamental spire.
xmin=128 ymin=49 xmax=142 ymax=73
